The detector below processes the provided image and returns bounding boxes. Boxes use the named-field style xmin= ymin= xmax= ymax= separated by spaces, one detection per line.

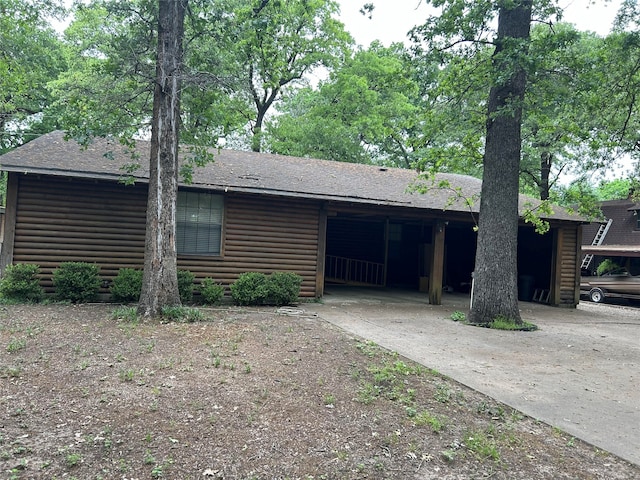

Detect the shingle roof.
xmin=582 ymin=200 xmax=640 ymax=246
xmin=1 ymin=131 xmax=580 ymax=221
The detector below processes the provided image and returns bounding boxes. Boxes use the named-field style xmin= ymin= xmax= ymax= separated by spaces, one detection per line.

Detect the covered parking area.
xmin=322 ymin=206 xmax=559 ymax=305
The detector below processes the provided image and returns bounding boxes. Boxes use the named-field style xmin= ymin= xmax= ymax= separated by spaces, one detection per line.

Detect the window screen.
xmin=177 ymin=191 xmax=223 ymax=255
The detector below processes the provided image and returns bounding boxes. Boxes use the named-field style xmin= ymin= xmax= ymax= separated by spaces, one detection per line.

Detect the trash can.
xmin=518 ymin=275 xmax=535 ymax=301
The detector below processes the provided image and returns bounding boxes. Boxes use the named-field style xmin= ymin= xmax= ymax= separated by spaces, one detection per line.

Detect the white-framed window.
xmin=177 ymin=190 xmax=223 ymax=255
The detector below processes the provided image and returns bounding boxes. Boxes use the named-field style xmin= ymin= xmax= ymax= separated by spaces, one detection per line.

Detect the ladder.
xmin=581 ymin=218 xmax=613 ymax=270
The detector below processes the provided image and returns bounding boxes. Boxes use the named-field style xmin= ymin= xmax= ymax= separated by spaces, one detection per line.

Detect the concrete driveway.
xmin=307 ymin=287 xmax=640 ymax=466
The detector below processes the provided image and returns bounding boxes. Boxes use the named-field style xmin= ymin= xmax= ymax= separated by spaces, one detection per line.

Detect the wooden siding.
xmin=553 ymin=226 xmax=580 ymax=307
xmin=8 ymin=174 xmax=321 ymax=297
xmin=11 ymin=175 xmax=148 ymax=292
xmin=184 ymin=194 xmax=320 ymax=297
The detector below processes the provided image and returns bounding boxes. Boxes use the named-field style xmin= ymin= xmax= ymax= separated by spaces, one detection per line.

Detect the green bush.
xmin=178 ymin=269 xmax=195 ymax=303
xmin=52 ymin=262 xmax=101 ymax=303
xmin=110 ymin=268 xmax=143 ymax=303
xmin=596 ymin=259 xmax=623 ymax=276
xmin=230 ymin=271 xmax=302 ymax=306
xmin=230 ymin=272 xmax=269 ymax=306
xmin=0 ymin=263 xmax=44 ymax=302
xmin=266 ymin=271 xmax=302 ymax=306
xmin=199 ymin=278 xmax=225 ymax=305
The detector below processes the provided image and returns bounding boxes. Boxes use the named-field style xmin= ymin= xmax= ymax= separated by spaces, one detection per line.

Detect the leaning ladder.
xmin=581 ymin=218 xmax=613 ymax=270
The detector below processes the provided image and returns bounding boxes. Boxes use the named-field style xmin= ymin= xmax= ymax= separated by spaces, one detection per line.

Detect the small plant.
xmin=111 ymin=306 xmax=139 ymax=323
xmin=52 ymin=262 xmax=101 ymax=303
xmin=230 ymin=271 xmax=302 ymax=306
xmin=160 ymin=305 xmax=203 ymax=323
xmin=265 ymin=271 xmax=302 ymax=305
xmin=413 ymin=410 xmax=445 ymax=433
xmin=323 ymin=394 xmax=336 ymax=406
xmin=230 ymin=272 xmax=269 ymax=306
xmin=464 ymin=430 xmax=500 ymax=461
xmin=596 ymin=259 xmax=622 ymax=276
xmin=450 ymin=311 xmax=466 ymax=322
xmin=198 ymin=278 xmax=224 ymax=305
xmin=0 ymin=263 xmax=44 ymax=303
xmin=6 ymin=338 xmax=26 ymax=353
xmin=66 ymin=452 xmax=82 ymax=467
xmin=110 ymin=268 xmax=143 ymax=303
xmin=177 ymin=270 xmax=195 ymax=303
xmin=119 ymin=368 xmax=135 ymax=382
xmin=489 ymin=315 xmax=537 ymax=331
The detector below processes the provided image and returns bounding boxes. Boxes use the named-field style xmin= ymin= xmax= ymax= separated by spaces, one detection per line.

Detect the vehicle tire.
xmin=589 ymin=288 xmax=605 ymax=303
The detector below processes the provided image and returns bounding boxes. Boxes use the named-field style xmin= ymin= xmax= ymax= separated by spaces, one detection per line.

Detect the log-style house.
xmin=0 ymin=131 xmax=583 ymax=306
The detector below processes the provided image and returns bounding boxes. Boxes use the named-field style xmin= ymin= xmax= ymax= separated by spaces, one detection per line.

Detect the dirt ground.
xmin=1 ymin=303 xmax=639 ymax=479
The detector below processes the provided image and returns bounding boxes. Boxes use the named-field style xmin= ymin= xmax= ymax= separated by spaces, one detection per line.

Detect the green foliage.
xmin=489 ymin=316 xmax=538 ymax=332
xmin=198 ymin=278 xmax=224 ymax=305
xmin=266 ymin=271 xmax=303 ymax=306
xmin=110 ymin=268 xmax=143 ymax=303
xmin=0 ymin=263 xmax=44 ymax=303
xmin=160 ymin=306 xmax=204 ymax=323
xmin=450 ymin=311 xmax=466 ymax=322
xmin=266 ymin=42 xmax=421 ymax=167
xmin=52 ymin=262 xmax=101 ymax=303
xmin=0 ymin=0 xmax=67 ymax=153
xmin=230 ymin=272 xmax=269 ymax=306
xmin=230 ymin=272 xmax=302 ymax=306
xmin=596 ymin=259 xmax=623 ymax=276
xmin=177 ymin=270 xmax=195 ymax=303
xmin=595 ymin=178 xmax=633 ymax=200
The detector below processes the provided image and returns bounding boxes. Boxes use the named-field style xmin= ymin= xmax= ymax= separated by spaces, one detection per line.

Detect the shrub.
xmin=52 ymin=262 xmax=101 ymax=303
xmin=596 ymin=259 xmax=623 ymax=276
xmin=199 ymin=278 xmax=225 ymax=305
xmin=0 ymin=263 xmax=44 ymax=303
xmin=266 ymin=271 xmax=302 ymax=306
xmin=230 ymin=271 xmax=302 ymax=306
xmin=110 ymin=268 xmax=143 ymax=303
xmin=178 ymin=269 xmax=195 ymax=303
xmin=230 ymin=272 xmax=269 ymax=306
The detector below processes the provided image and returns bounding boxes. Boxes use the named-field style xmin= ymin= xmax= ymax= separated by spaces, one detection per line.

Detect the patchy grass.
xmin=0 ymin=303 xmax=636 ymax=479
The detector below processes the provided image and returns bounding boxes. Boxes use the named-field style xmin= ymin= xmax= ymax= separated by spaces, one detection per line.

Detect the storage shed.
xmin=0 ymin=131 xmax=583 ymax=306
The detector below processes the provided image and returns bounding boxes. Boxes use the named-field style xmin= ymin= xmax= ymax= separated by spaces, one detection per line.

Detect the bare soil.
xmin=1 ymin=303 xmax=638 ymax=479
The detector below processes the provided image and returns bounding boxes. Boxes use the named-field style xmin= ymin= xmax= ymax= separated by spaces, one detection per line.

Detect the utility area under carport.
xmin=324 ymin=213 xmax=555 ymax=304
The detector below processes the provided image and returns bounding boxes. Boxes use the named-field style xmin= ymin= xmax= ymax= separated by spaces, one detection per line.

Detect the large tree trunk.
xmin=469 ymin=1 xmax=532 ymax=325
xmin=138 ymin=0 xmax=187 ymax=317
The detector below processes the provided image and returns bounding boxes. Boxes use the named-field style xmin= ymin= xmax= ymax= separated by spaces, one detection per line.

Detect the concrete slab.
xmin=307 ymin=287 xmax=640 ymax=466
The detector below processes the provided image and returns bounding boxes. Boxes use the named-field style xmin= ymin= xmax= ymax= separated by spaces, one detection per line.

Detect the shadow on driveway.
xmin=308 ymin=286 xmax=640 ymax=466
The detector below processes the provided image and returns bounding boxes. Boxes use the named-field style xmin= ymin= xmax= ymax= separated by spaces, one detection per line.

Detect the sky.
xmin=336 ymin=0 xmax=622 ymax=48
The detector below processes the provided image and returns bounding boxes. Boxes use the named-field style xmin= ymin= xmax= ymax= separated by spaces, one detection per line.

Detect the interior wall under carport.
xmin=516 ymin=227 xmax=554 ymax=301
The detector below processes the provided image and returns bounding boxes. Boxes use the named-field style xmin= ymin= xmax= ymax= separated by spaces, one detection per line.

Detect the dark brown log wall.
xmin=9 ymin=174 xmax=320 ymax=297
xmin=553 ymin=225 xmax=580 ymax=307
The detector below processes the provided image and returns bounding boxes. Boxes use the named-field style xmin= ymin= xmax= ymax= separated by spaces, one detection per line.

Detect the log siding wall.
xmin=553 ymin=225 xmax=580 ymax=307
xmin=8 ymin=174 xmax=320 ymax=297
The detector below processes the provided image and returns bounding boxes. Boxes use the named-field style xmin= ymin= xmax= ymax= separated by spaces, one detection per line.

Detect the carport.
xmin=322 ymin=206 xmax=559 ymax=305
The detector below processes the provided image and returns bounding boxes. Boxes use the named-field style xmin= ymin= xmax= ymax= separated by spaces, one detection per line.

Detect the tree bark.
xmin=138 ymin=0 xmax=187 ymax=317
xmin=469 ymin=1 xmax=532 ymax=325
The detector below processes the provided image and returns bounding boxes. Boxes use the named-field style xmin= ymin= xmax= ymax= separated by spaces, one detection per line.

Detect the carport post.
xmin=429 ymin=220 xmax=446 ymax=305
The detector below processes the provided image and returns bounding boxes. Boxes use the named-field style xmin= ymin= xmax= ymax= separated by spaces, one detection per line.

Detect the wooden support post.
xmin=429 ymin=220 xmax=446 ymax=305
xmin=315 ymin=207 xmax=327 ymax=298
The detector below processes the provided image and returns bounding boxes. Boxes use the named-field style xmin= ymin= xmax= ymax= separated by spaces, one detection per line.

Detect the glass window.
xmin=177 ymin=191 xmax=223 ymax=255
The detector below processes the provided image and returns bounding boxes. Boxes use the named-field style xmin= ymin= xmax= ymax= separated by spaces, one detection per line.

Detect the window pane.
xmin=177 ymin=191 xmax=223 ymax=255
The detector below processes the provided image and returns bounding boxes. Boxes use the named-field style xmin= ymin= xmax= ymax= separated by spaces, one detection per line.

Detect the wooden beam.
xmin=316 ymin=206 xmax=327 ymax=297
xmin=429 ymin=220 xmax=446 ymax=305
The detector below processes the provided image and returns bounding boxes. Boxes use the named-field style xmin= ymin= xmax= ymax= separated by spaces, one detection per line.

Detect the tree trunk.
xmin=469 ymin=1 xmax=532 ymax=325
xmin=138 ymin=0 xmax=187 ymax=317
xmin=539 ymin=150 xmax=551 ymax=200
